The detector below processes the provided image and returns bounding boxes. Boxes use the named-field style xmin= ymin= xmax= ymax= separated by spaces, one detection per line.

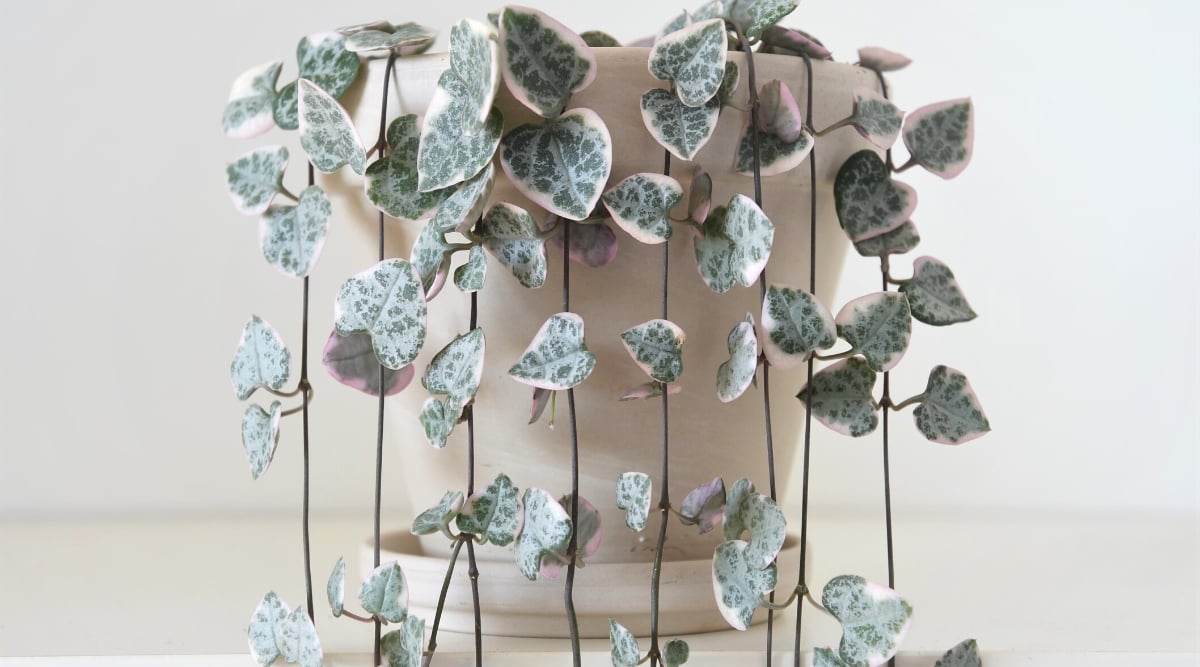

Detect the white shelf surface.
xmin=1 ymin=512 xmax=1195 ymax=663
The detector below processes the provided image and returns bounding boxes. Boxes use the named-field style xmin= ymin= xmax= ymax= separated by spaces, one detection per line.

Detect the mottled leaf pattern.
xmin=416 ymin=71 xmax=504 ymax=192
xmin=903 ymin=98 xmax=974 ymax=179
xmin=835 ymin=292 xmax=912 ymax=372
xmin=380 ymin=616 xmax=424 ymax=667
xmin=914 ymin=365 xmax=990 ymax=444
xmin=581 ymin=31 xmax=621 ymax=48
xmin=248 ymin=591 xmax=287 ymax=666
xmin=481 ymin=202 xmax=547 ymax=288
xmin=345 ymin=23 xmax=436 ymax=55
xmin=366 ymin=116 xmax=451 ymax=222
xmin=610 ymin=619 xmax=640 ymax=667
xmin=649 ymin=19 xmax=728 ymax=107
xmin=508 ymin=313 xmax=597 ymax=390
xmin=858 ymin=46 xmax=912 ymax=72
xmin=551 ymin=221 xmax=619 ymax=268
xmin=297 ymin=79 xmax=365 ymax=174
xmin=664 ymin=639 xmax=689 ymax=667
xmin=834 ymin=150 xmax=917 ymax=242
xmin=412 ymin=491 xmax=464 ymax=538
xmin=327 ymin=558 xmax=345 ymax=618
xmin=241 ymin=401 xmax=282 ymax=480
xmin=540 ymin=495 xmax=603 ymax=578
xmin=735 ymin=122 xmax=814 ymax=176
xmin=730 ymin=0 xmax=798 ymax=39
xmin=231 ymin=315 xmax=291 ymax=401
xmin=759 ymin=26 xmax=832 ymax=60
xmin=514 ymin=488 xmax=572 ymax=580
xmin=454 ymin=245 xmax=487 ymax=292
xmin=259 ymin=185 xmax=331 ymax=278
xmin=277 ymin=607 xmax=323 ymax=667
xmin=423 ymin=328 xmax=486 ymax=406
xmin=456 ymin=473 xmax=522 ymax=546
xmin=722 ymin=477 xmax=755 ymax=541
xmin=450 ymin=19 xmax=502 ymax=129
xmin=615 ymin=472 xmax=652 ymax=532
xmin=222 ymin=61 xmax=281 ymax=139
xmin=414 ymin=164 xmax=495 ymax=299
xmin=419 ymin=397 xmax=457 ymax=449
xmin=797 ymin=358 xmax=879 ymax=437
xmin=761 ymin=286 xmax=836 ymax=368
xmin=359 ymin=561 xmax=409 ymax=623
xmin=934 ymin=639 xmax=981 ymax=667
xmin=851 ymin=88 xmax=904 ymax=151
xmin=717 ymin=315 xmax=758 ymax=402
xmin=500 ymin=7 xmax=596 ymax=117
xmin=693 ymin=195 xmax=774 ymax=293
xmin=723 ymin=482 xmax=786 ymax=568
xmin=812 ymin=647 xmax=852 ymax=667
xmin=226 ymin=146 xmax=288 ymax=215
xmin=272 ymin=81 xmax=299 ymax=132
xmin=333 ymin=259 xmax=428 ymax=370
xmin=680 ymin=477 xmax=725 ymax=534
xmin=853 ymin=220 xmax=920 ymax=258
xmin=603 ymin=173 xmax=683 ymax=244
xmin=500 ymin=109 xmax=613 ymax=220
xmin=822 ymin=575 xmax=912 ymax=667
xmin=900 ymin=256 xmax=976 ymax=326
xmin=322 ymin=330 xmax=414 ymax=397
xmin=621 ymin=319 xmax=685 ymax=383
xmin=295 ymin=32 xmax=361 ymax=99
xmin=757 ymin=80 xmax=803 ymax=143
xmin=712 ymin=540 xmax=778 ymax=631
xmin=641 ymin=88 xmax=720 ymax=161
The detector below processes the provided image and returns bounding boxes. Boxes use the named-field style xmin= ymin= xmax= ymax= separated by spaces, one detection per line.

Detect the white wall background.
xmin=0 ymin=0 xmax=1195 ymax=525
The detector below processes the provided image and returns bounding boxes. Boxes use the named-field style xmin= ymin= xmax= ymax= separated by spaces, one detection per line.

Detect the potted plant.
xmin=225 ymin=3 xmax=988 ymax=666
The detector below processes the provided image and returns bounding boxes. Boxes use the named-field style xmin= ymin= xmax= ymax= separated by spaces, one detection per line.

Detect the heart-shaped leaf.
xmin=296 ymin=32 xmax=361 ymax=99
xmin=850 ymin=88 xmax=904 ymax=150
xmin=248 ymin=591 xmax=288 ymax=666
xmin=359 ymin=561 xmax=409 ymax=623
xmin=822 ymin=575 xmax=912 ymax=667
xmin=423 ymin=328 xmax=485 ymax=406
xmin=610 ymin=619 xmax=640 ymax=667
xmin=664 ymin=639 xmax=689 ymax=667
xmin=500 ymin=108 xmax=613 ymax=220
xmin=414 ymin=164 xmax=495 ymax=299
xmin=500 ymin=6 xmax=596 ymax=118
xmin=903 ymin=98 xmax=974 ymax=179
xmin=621 ymin=319 xmax=685 ymax=384
xmin=380 ymin=615 xmax=425 ymax=667
xmin=327 ymin=558 xmax=345 ymax=618
xmin=450 ymin=19 xmax=502 ymax=129
xmin=618 ymin=381 xmax=682 ymax=401
xmin=508 ymin=313 xmax=597 ymax=390
xmin=914 ymin=365 xmax=990 ymax=444
xmin=717 ymin=61 xmax=741 ymax=107
xmin=226 ymin=146 xmax=289 ymax=215
xmin=722 ymin=477 xmax=755 ymax=541
xmin=835 ymin=292 xmax=912 ymax=372
xmin=456 ymin=472 xmax=523 ymax=546
xmin=723 ymin=484 xmax=786 ymax=568
xmin=603 ymin=173 xmax=683 ymax=244
xmin=549 ymin=221 xmax=619 ymax=268
xmin=540 ymin=494 xmax=603 ymax=578
xmin=694 ymin=195 xmax=774 ymax=293
xmin=655 ymin=10 xmax=690 ymax=42
xmin=419 ymin=397 xmax=458 ymax=449
xmin=680 ymin=477 xmax=726 ymax=534
xmin=323 ymin=331 xmax=415 ymax=397
xmin=735 ymin=121 xmax=814 ymax=176
xmin=616 ymin=472 xmax=652 ymax=532
xmin=712 ymin=540 xmax=778 ymax=631
xmin=454 ymin=245 xmax=487 ymax=292
xmin=241 ymin=401 xmax=281 ymax=480
xmin=853 ymin=220 xmax=920 ymax=258
xmin=259 ymin=184 xmax=331 ymax=278
xmin=717 ymin=315 xmax=758 ymax=403
xmin=759 ymin=26 xmax=832 ymax=60
xmin=796 ymin=358 xmax=879 ymax=437
xmin=757 ymin=80 xmax=803 ymax=143
xmin=231 ymin=315 xmax=291 ymax=401
xmin=481 ymin=202 xmax=547 ymax=288
xmin=333 ymin=259 xmax=428 ymax=370
xmin=222 ymin=61 xmax=282 ymax=139
xmin=277 ymin=607 xmax=323 ymax=667
xmin=858 ymin=46 xmax=912 ymax=72
xmin=412 ymin=490 xmax=465 ymax=539
xmin=272 ymin=81 xmax=300 ymax=133
xmin=899 ymin=256 xmax=976 ymax=326
xmin=649 ymin=18 xmax=728 ymax=107
xmin=812 ymin=647 xmax=851 ymax=667
xmin=641 ymin=87 xmax=720 ymax=161
xmin=416 ymin=72 xmax=504 ymax=193
xmin=514 ymin=487 xmax=572 ymax=580
xmin=297 ymin=79 xmax=366 ymax=174
xmin=761 ymin=286 xmax=836 ymax=368
xmin=730 ymin=0 xmax=798 ymax=39
xmin=934 ymin=639 xmax=981 ymax=667
xmin=345 ymin=23 xmax=437 ymax=55
xmin=365 ymin=116 xmax=452 ymax=222
xmin=834 ymin=150 xmax=917 ymax=243
xmin=689 ymin=168 xmax=713 ymax=224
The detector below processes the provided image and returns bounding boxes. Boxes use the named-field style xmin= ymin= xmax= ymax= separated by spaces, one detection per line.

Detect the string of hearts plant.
xmin=223 ymin=3 xmax=990 ymax=667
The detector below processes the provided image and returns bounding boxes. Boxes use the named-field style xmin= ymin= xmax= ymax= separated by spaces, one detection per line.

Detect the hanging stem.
xmin=278 ymin=385 xmax=315 ymax=417
xmin=562 ymin=221 xmax=582 ymax=667
xmin=422 ymin=536 xmax=468 ymax=667
xmin=647 ymin=150 xmax=672 ymax=667
xmin=889 ymin=394 xmax=925 ymax=411
xmin=467 ymin=283 xmax=483 ymax=667
xmin=299 ymin=162 xmax=316 ymax=624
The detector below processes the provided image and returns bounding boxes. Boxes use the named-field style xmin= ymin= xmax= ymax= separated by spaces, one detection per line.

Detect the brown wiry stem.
xmin=647 ymin=149 xmax=672 ymax=666
xmin=422 ymin=536 xmax=467 ymax=667
xmin=561 ymin=221 xmax=582 ymax=667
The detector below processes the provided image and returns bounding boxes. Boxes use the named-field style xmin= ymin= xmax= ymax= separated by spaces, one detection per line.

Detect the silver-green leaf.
xmin=899 ymin=256 xmax=977 ymax=326
xmin=259 ymin=185 xmax=331 ymax=278
xmin=454 ymin=245 xmax=487 ymax=292
xmin=812 ymin=647 xmax=852 ymax=667
xmin=822 ymin=575 xmax=912 ymax=667
xmin=500 ymin=109 xmax=613 ymax=221
xmin=722 ymin=477 xmax=755 ymax=541
xmin=729 ymin=491 xmax=786 ymax=569
xmin=333 ymin=259 xmax=428 ymax=370
xmin=834 ymin=150 xmax=917 ymax=243
xmin=226 ymin=146 xmax=289 ymax=215
xmin=615 ymin=472 xmax=652 ymax=532
xmin=851 ymin=87 xmax=904 ymax=151
xmin=858 ymin=47 xmax=912 ymax=72
xmin=365 ymin=116 xmax=452 ymax=222
xmin=734 ymin=124 xmax=814 ymax=176
xmin=514 ymin=487 xmax=572 ymax=580
xmin=761 ymin=286 xmax=836 ymax=368
xmin=419 ymin=397 xmax=457 ymax=449
xmin=412 ymin=490 xmax=465 ymax=539
xmin=540 ymin=495 xmax=603 ymax=578
xmin=649 ymin=18 xmax=728 ymax=107
xmin=414 ymin=163 xmax=496 ymax=299
xmin=602 ymin=173 xmax=683 ymax=244
xmin=297 ymin=78 xmax=366 ymax=174
xmin=730 ymin=0 xmax=798 ymax=39
xmin=222 ymin=61 xmax=281 ymax=139
xmin=423 ymin=328 xmax=485 ymax=405
xmin=903 ymin=98 xmax=974 ymax=179
xmin=712 ymin=540 xmax=778 ymax=631
xmin=277 ymin=607 xmax=323 ymax=667
xmin=853 ymin=220 xmax=920 ymax=258
xmin=664 ymin=639 xmax=689 ymax=667
xmin=481 ymin=202 xmax=547 ymax=288
xmin=345 ymin=23 xmax=437 ymax=55
xmin=295 ymin=32 xmax=361 ymax=99
xmin=248 ymin=591 xmax=288 ymax=666
xmin=835 ymin=292 xmax=912 ymax=372
xmin=934 ymin=639 xmax=981 ymax=667
xmin=327 ymin=558 xmax=345 ymax=618
xmin=231 ymin=315 xmax=291 ymax=401
xmin=913 ymin=365 xmax=990 ymax=445
xmin=456 ymin=473 xmax=522 ymax=546
xmin=449 ymin=19 xmax=502 ymax=129
xmin=717 ymin=315 xmax=758 ymax=403
xmin=796 ymin=358 xmax=879 ymax=437
xmin=380 ymin=615 xmax=425 ymax=667
xmin=359 ymin=561 xmax=409 ymax=623
xmin=241 ymin=401 xmax=281 ymax=480
xmin=609 ymin=619 xmax=640 ymax=667
xmin=640 ymin=87 xmax=719 ymax=161
xmin=500 ymin=6 xmax=596 ymax=118
xmin=416 ymin=72 xmax=504 ymax=193
xmin=693 ymin=195 xmax=774 ymax=293
xmin=508 ymin=313 xmax=597 ymax=390
xmin=680 ymin=477 xmax=725 ymax=534
xmin=621 ymin=319 xmax=685 ymax=384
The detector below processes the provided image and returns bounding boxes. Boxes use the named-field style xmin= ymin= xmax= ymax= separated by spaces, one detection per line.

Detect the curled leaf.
xmin=610 ymin=619 xmax=640 ymax=667
xmin=735 ymin=119 xmax=814 ymax=177
xmin=581 ymin=31 xmax=621 ymax=48
xmin=722 ymin=477 xmax=755 ymax=541
xmin=454 ymin=245 xmax=487 ymax=293
xmin=723 ymin=487 xmax=786 ymax=568
xmin=913 ymin=365 xmax=990 ymax=444
xmin=248 ymin=591 xmax=288 ymax=667
xmin=693 ymin=195 xmax=774 ymax=293
xmin=514 ymin=488 xmax=572 ymax=580
xmin=277 ymin=607 xmax=323 ymax=667
xmin=716 ymin=315 xmax=758 ymax=403
xmin=541 ymin=494 xmax=603 ymax=578
xmin=322 ymin=330 xmax=414 ymax=397
xmin=380 ymin=615 xmax=424 ymax=667
xmin=241 ymin=401 xmax=282 ymax=480
xmin=359 ymin=561 xmax=409 ymax=623
xmin=757 ymin=80 xmax=803 ymax=143
xmin=858 ymin=46 xmax=912 ymax=72
xmin=730 ymin=0 xmax=798 ymax=39
xmin=615 ymin=472 xmax=652 ymax=532
xmin=365 ymin=115 xmax=452 ymax=223
xmin=759 ymin=26 xmax=832 ymax=59
xmin=327 ymin=558 xmax=345 ymax=618
xmin=618 ymin=382 xmax=681 ymax=401
xmin=419 ymin=397 xmax=458 ymax=449
xmin=934 ymin=639 xmax=982 ymax=667
xmin=411 ymin=491 xmax=465 ymax=539
xmin=457 ymin=473 xmax=523 ymax=546
xmin=333 ymin=259 xmax=428 ymax=370
xmin=689 ymin=168 xmax=713 ymax=224
xmin=835 ymin=292 xmax=912 ymax=372
xmin=297 ymin=79 xmax=365 ymax=174
xmin=853 ymin=220 xmax=920 ymax=258
xmin=423 ymin=328 xmax=486 ymax=405
xmin=712 ymin=540 xmax=778 ymax=631
xmin=414 ymin=164 xmax=495 ymax=299
xmin=529 ymin=387 xmax=553 ymax=423
xmin=549 ymin=220 xmax=619 ymax=268
xmin=481 ymin=202 xmax=547 ymax=288
xmin=345 ymin=23 xmax=437 ymax=55
xmin=679 ymin=477 xmax=725 ymax=534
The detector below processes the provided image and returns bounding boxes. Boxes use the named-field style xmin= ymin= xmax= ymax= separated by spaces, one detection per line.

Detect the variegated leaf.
xmin=456 ymin=472 xmax=523 ymax=546
xmin=692 ymin=0 xmax=728 ymax=21
xmin=380 ymin=615 xmax=424 ymax=667
xmin=248 ymin=591 xmax=287 ymax=667
xmin=231 ymin=315 xmax=291 ymax=401
xmin=500 ymin=109 xmax=613 ymax=220
xmin=508 ymin=313 xmax=596 ymax=390
xmin=680 ymin=477 xmax=725 ymax=534
xmin=297 ymin=79 xmax=365 ymax=174
xmin=914 ymin=365 xmax=990 ymax=444
xmin=835 ymin=292 xmax=912 ymax=372
xmin=757 ymin=80 xmax=803 ymax=143
xmin=481 ymin=202 xmax=547 ymax=288
xmin=729 ymin=0 xmax=797 ymax=39
xmin=226 ymin=146 xmax=288 ymax=215
xmin=759 ymin=26 xmax=832 ymax=60
xmin=365 ymin=117 xmax=452 ymax=222
xmin=812 ymin=647 xmax=851 ymax=667
xmin=602 ymin=173 xmax=683 ymax=244
xmin=717 ymin=61 xmax=741 ymax=107
xmin=241 ymin=401 xmax=281 ymax=480
xmin=616 ymin=472 xmax=652 ymax=532
xmin=272 ymin=80 xmax=299 ymax=132
xmin=822 ymin=575 xmax=912 ymax=667
xmin=712 ymin=540 xmax=778 ymax=631
xmin=655 ymin=10 xmax=690 ymax=42
xmin=689 ymin=168 xmax=712 ymax=224
xmin=514 ymin=488 xmax=572 ymax=580
xmin=359 ymin=561 xmax=409 ymax=623
xmin=693 ymin=195 xmax=774 ymax=293
xmin=540 ymin=495 xmax=603 ymax=578
xmin=449 ymin=19 xmax=502 ymax=129
xmin=222 ymin=61 xmax=281 ymax=139
xmin=899 ymin=256 xmax=976 ymax=326
xmin=649 ymin=18 xmax=728 ymax=107
xmin=850 ymin=88 xmax=904 ymax=151
xmin=858 ymin=46 xmax=912 ymax=72
xmin=322 ymin=330 xmax=414 ymax=397
xmin=259 ymin=185 xmax=331 ymax=278
xmin=277 ymin=607 xmax=323 ymax=667
xmin=722 ymin=477 xmax=755 ymax=541
xmin=423 ymin=328 xmax=485 ymax=405
xmin=621 ymin=319 xmax=685 ymax=384
xmin=618 ymin=381 xmax=681 ymax=401
xmin=934 ymin=639 xmax=981 ymax=667
xmin=327 ymin=558 xmax=345 ymax=618
xmin=454 ymin=245 xmax=487 ymax=292
xmin=903 ymin=98 xmax=974 ymax=179
xmin=641 ymin=88 xmax=720 ymax=161
xmin=413 ymin=164 xmax=495 ymax=298
xmin=581 ymin=31 xmax=621 ymax=48
xmin=337 ymin=20 xmax=396 ymax=34
xmin=834 ymin=150 xmax=917 ymax=243
xmin=500 ymin=6 xmax=596 ymax=118
xmin=725 ymin=491 xmax=786 ymax=568
xmin=717 ymin=315 xmax=758 ymax=402
xmin=734 ymin=122 xmax=814 ymax=176
xmin=272 ymin=33 xmax=362 ymax=131
xmin=853 ymin=220 xmax=920 ymax=258
xmin=664 ymin=639 xmax=689 ymax=667
xmin=416 ymin=71 xmax=504 ymax=192
xmin=345 ymin=23 xmax=437 ymax=55
xmin=419 ymin=396 xmax=458 ymax=449
xmin=550 ymin=221 xmax=619 ymax=268
xmin=796 ymin=358 xmax=879 ymax=437
xmin=333 ymin=259 xmax=428 ymax=370
xmin=761 ymin=286 xmax=836 ymax=368
xmin=412 ymin=490 xmax=465 ymax=538
xmin=610 ymin=619 xmax=640 ymax=667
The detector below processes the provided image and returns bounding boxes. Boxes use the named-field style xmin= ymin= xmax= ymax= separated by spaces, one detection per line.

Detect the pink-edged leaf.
xmin=618 ymin=382 xmax=682 ymax=401
xmin=835 ymin=292 xmax=912 ymax=373
xmin=679 ymin=477 xmax=725 ymax=534
xmin=853 ymin=220 xmax=920 ymax=258
xmin=222 ymin=61 xmax=282 ymax=139
xmin=761 ymin=285 xmax=836 ymax=369
xmin=322 ymin=330 xmax=414 ymax=397
xmin=712 ymin=540 xmax=777 ymax=631
xmin=796 ymin=358 xmax=879 ymax=437
xmin=621 ymin=319 xmax=685 ymax=384
xmin=851 ymin=87 xmax=904 ymax=150
xmin=689 ymin=168 xmax=712 ymax=224
xmin=759 ymin=26 xmax=832 ymax=59
xmin=529 ymin=387 xmax=553 ymax=424
xmin=822 ymin=575 xmax=912 ymax=666
xmin=899 ymin=256 xmax=977 ymax=326
xmin=457 ymin=473 xmax=523 ymax=546
xmin=735 ymin=117 xmax=814 ymax=176
xmin=548 ymin=221 xmax=618 ymax=268
xmin=541 ymin=495 xmax=603 ymax=578
xmin=649 ymin=18 xmax=728 ymax=107
xmin=757 ymin=80 xmax=804 ymax=144
xmin=508 ymin=313 xmax=596 ymax=390
xmin=834 ymin=150 xmax=917 ymax=242
xmin=500 ymin=109 xmax=613 ymax=220
xmin=514 ymin=488 xmax=571 ymax=580
xmin=913 ymin=365 xmax=990 ymax=445
xmin=716 ymin=315 xmax=758 ymax=403
xmin=499 ymin=6 xmax=596 ymax=118
xmin=602 ymin=173 xmax=683 ymax=244
xmin=857 ymin=46 xmax=912 ymax=72
xmin=903 ymin=98 xmax=974 ymax=179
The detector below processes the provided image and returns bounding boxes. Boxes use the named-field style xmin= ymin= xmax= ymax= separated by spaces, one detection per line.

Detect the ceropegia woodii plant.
xmin=223 ymin=3 xmax=990 ymax=666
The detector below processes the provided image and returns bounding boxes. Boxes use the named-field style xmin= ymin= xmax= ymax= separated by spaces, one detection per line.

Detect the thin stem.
xmin=466 ymin=287 xmax=482 ymax=667
xmin=422 ymin=536 xmax=467 ymax=667
xmin=814 ymin=348 xmax=856 ymax=362
xmin=278 ymin=385 xmax=315 ymax=417
xmin=813 ymin=116 xmax=855 ymax=137
xmin=278 ymin=186 xmax=301 ymax=203
xmin=338 ymin=609 xmax=379 ymax=624
xmin=802 ymin=588 xmax=834 ymax=618
xmin=889 ymin=394 xmax=925 ymax=411
xmin=562 ymin=221 xmax=582 ymax=667
xmin=299 ymin=163 xmax=316 ymax=624
xmin=263 ymin=384 xmax=306 ymax=398
xmin=758 ymin=583 xmax=804 ymax=610
xmin=466 ymin=539 xmax=482 ymax=667
xmin=647 ymin=149 xmax=672 ymax=667
xmin=892 ymin=156 xmax=918 ymax=173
